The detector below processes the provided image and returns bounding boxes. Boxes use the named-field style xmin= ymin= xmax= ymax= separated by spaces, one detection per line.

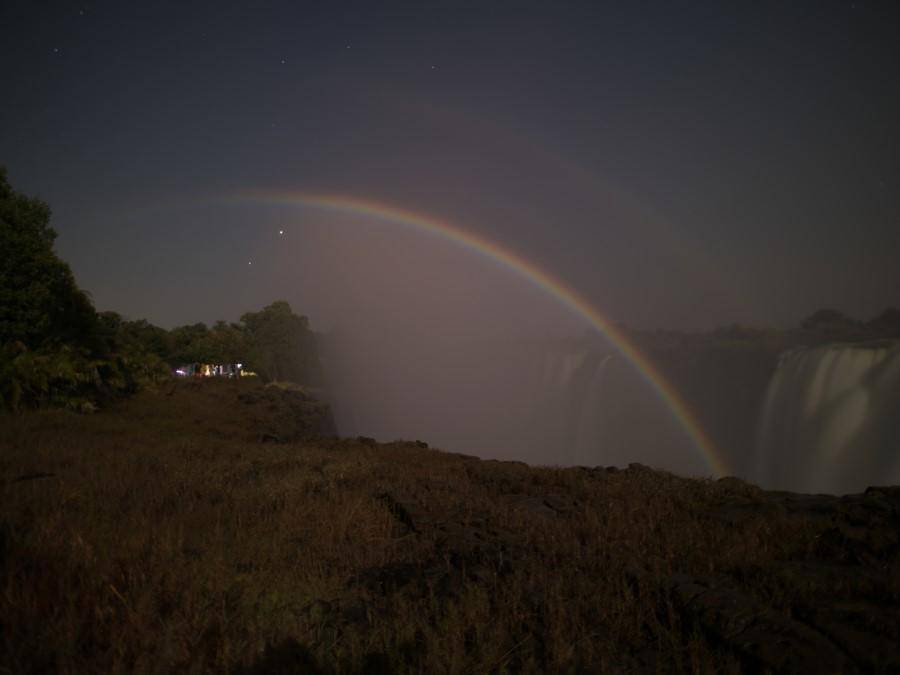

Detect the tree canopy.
xmin=0 ymin=169 xmax=170 ymax=411
xmin=0 ymin=169 xmax=325 ymax=412
xmin=0 ymin=168 xmax=99 ymax=351
xmin=800 ymin=308 xmax=858 ymax=331
xmin=240 ymin=301 xmax=322 ymax=384
xmin=159 ymin=303 xmax=323 ymax=386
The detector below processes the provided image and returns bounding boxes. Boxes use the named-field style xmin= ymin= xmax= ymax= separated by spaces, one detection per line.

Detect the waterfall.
xmin=756 ymin=341 xmax=900 ymax=493
xmin=530 ymin=344 xmax=699 ymax=472
xmin=572 ymin=354 xmax=613 ymax=466
xmin=537 ymin=349 xmax=613 ymax=465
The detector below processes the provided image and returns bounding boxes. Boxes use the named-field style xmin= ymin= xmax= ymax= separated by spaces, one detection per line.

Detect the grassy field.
xmin=1 ymin=379 xmax=898 ymax=673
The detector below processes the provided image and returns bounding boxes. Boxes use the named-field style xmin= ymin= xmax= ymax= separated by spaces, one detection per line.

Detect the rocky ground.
xmin=1 ymin=378 xmax=898 ymax=673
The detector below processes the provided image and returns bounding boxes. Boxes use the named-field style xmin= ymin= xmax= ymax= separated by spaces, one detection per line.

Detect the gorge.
xmin=326 ymin=330 xmax=900 ymax=495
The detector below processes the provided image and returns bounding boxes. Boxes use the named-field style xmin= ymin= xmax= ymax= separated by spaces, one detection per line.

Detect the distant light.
xmin=279 ymin=229 xmax=284 ymax=235
xmin=248 ymin=261 xmax=252 ymax=265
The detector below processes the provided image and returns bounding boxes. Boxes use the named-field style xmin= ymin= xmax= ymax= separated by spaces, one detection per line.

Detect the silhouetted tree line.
xmin=697 ymin=307 xmax=900 ymax=349
xmin=625 ymin=307 xmax=900 ymax=356
xmin=0 ymin=169 xmax=322 ymax=412
xmin=797 ymin=307 xmax=900 ymax=340
xmin=131 ymin=301 xmax=324 ymax=385
xmin=0 ymin=168 xmax=160 ymax=411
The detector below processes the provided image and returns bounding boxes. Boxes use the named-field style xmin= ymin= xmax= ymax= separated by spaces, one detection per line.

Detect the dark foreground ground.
xmin=1 ymin=379 xmax=898 ymax=673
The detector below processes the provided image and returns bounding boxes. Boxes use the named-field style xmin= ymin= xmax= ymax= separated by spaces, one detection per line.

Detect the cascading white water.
xmin=571 ymin=354 xmax=614 ymax=466
xmin=327 ymin=333 xmax=714 ymax=475
xmin=540 ymin=348 xmax=590 ymax=389
xmin=531 ymin=348 xmax=613 ymax=465
xmin=756 ymin=341 xmax=900 ymax=494
xmin=529 ymin=344 xmax=701 ymax=472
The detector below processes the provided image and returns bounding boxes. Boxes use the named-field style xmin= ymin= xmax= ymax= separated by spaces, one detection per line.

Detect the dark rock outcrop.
xmin=238 ymin=382 xmax=337 ymax=441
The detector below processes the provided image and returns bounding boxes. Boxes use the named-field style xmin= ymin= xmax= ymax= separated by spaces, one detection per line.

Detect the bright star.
xmin=278 ymin=229 xmax=284 ymax=235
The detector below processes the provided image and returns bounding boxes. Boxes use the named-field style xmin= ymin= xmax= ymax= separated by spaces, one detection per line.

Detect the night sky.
xmin=2 ymin=1 xmax=899 ymax=332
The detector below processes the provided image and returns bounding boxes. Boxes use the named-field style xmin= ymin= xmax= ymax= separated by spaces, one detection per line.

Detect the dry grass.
xmin=1 ymin=379 xmax=897 ymax=673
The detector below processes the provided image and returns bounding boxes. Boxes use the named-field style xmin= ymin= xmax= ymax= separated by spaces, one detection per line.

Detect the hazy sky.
xmin=2 ymin=0 xmax=899 ymax=332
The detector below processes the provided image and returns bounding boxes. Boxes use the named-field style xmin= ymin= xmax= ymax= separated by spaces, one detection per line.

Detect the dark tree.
xmin=800 ymin=308 xmax=859 ymax=332
xmin=0 ymin=168 xmax=99 ymax=351
xmin=167 ymin=320 xmax=250 ymax=366
xmin=205 ymin=321 xmax=250 ymax=365
xmin=867 ymin=307 xmax=900 ymax=338
xmin=169 ymin=323 xmax=212 ymax=364
xmin=240 ymin=301 xmax=322 ymax=384
xmin=0 ymin=170 xmax=170 ymax=411
xmin=98 ymin=312 xmax=171 ymax=359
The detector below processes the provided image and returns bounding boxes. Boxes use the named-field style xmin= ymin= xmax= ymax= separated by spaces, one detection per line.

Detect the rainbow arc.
xmin=237 ymin=190 xmax=729 ymax=477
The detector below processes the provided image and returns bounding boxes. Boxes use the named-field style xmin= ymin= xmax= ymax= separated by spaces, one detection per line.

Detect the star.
xmin=248 ymin=261 xmax=252 ymax=265
xmin=278 ymin=229 xmax=284 ymax=235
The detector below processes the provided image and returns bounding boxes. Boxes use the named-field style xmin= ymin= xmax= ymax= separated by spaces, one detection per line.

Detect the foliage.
xmin=97 ymin=303 xmax=326 ymax=387
xmin=0 ymin=168 xmax=100 ymax=352
xmin=168 ymin=322 xmax=212 ymax=363
xmin=207 ymin=320 xmax=251 ymax=364
xmin=165 ymin=320 xmax=251 ymax=366
xmin=99 ymin=311 xmax=172 ymax=359
xmin=0 ymin=170 xmax=169 ymax=412
xmin=0 ymin=171 xmax=328 ymax=409
xmin=0 ymin=341 xmax=169 ymax=412
xmin=240 ymin=300 xmax=323 ymax=384
xmin=158 ymin=304 xmax=325 ymax=386
xmin=867 ymin=307 xmax=900 ymax=337
xmin=800 ymin=308 xmax=860 ymax=332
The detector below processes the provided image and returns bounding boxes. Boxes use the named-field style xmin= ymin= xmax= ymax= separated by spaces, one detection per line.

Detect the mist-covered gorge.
xmin=558 ymin=334 xmax=900 ymax=494
xmin=322 ymin=333 xmax=734 ymax=477
xmin=322 ymin=322 xmax=900 ymax=495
